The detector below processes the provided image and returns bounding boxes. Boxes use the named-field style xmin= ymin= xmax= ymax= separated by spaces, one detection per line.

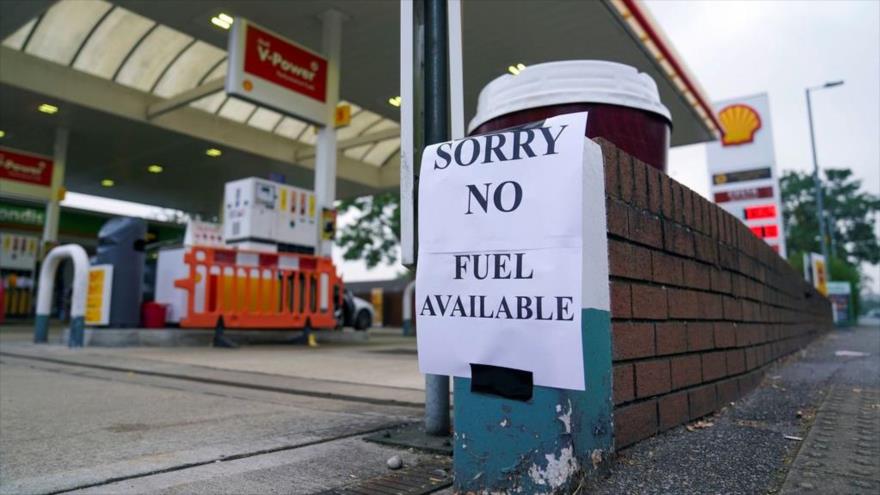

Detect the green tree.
xmin=335 ymin=192 xmax=401 ymax=268
xmin=788 ymin=249 xmax=862 ymax=315
xmin=780 ymin=168 xmax=880 ymax=314
xmin=780 ymin=168 xmax=880 ymax=267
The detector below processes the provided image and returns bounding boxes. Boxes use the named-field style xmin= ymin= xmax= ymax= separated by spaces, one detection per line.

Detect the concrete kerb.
xmin=59 ymin=327 xmax=370 ymax=347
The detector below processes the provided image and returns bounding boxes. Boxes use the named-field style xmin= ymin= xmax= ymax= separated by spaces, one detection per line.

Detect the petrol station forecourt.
xmin=1 ymin=1 xmax=878 ymax=495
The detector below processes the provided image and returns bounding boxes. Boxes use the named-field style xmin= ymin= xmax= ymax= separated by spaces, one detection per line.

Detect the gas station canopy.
xmin=0 ymin=0 xmax=718 ymax=217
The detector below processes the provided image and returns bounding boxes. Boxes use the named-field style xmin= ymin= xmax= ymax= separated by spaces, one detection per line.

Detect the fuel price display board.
xmin=706 ymin=94 xmax=786 ymax=257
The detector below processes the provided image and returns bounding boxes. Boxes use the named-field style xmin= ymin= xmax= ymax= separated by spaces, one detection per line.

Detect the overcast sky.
xmin=644 ymin=0 xmax=879 ymax=293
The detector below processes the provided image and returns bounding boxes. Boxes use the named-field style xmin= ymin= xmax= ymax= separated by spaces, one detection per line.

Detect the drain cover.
xmin=364 ymin=424 xmax=453 ymax=455
xmin=369 ymin=348 xmax=418 ymax=355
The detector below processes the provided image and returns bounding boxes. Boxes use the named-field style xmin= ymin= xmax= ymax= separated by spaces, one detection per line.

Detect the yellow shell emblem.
xmin=718 ymin=104 xmax=762 ymax=146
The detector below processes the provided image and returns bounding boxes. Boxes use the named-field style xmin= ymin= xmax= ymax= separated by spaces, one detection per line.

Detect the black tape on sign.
xmin=470 ymin=363 xmax=533 ymax=401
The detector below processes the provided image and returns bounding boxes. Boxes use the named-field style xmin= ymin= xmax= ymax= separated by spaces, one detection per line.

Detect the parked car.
xmin=339 ymin=289 xmax=374 ymax=330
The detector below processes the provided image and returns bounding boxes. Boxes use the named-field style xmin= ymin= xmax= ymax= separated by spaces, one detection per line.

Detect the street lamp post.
xmin=827 ymin=210 xmax=837 ymax=257
xmin=805 ymin=80 xmax=843 ymax=264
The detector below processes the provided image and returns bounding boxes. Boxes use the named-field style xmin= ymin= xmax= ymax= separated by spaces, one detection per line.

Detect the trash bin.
xmin=141 ymin=302 xmax=167 ymax=329
xmin=468 ymin=60 xmax=672 ymax=171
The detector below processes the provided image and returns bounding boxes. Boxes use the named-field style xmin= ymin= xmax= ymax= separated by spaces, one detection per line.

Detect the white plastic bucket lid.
xmin=468 ymin=60 xmax=672 ymax=134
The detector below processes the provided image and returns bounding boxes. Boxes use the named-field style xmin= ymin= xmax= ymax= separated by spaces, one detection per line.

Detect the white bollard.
xmin=34 ymin=244 xmax=90 ymax=347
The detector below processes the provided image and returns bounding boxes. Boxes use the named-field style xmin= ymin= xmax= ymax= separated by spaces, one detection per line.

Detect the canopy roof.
xmin=0 ymin=0 xmax=718 ymax=216
xmin=2 ymin=0 xmax=401 ymax=167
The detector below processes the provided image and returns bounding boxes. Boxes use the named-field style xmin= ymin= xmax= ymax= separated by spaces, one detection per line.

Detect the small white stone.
xmin=386 ymin=455 xmax=403 ymax=470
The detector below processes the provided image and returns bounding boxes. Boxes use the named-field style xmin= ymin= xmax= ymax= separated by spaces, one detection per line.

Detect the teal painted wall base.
xmin=34 ymin=314 xmax=50 ymax=343
xmin=453 ymin=308 xmax=613 ymax=493
xmin=68 ymin=316 xmax=85 ymax=347
xmin=34 ymin=315 xmax=85 ymax=347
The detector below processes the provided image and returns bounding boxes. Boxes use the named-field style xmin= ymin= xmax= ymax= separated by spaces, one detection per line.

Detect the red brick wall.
xmin=596 ymin=139 xmax=833 ymax=450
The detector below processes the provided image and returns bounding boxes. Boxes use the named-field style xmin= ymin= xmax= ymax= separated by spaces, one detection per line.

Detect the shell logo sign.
xmin=718 ymin=104 xmax=762 ymax=146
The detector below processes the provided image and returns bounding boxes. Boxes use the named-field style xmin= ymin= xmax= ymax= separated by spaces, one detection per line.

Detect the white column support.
xmin=399 ymin=0 xmax=415 ymax=266
xmin=42 ymin=127 xmax=68 ymax=247
xmin=314 ymin=10 xmax=344 ymax=257
xmin=447 ymin=0 xmax=465 ymax=140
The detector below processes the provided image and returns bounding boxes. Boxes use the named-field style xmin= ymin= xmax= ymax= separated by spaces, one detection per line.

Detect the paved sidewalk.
xmin=2 ymin=323 xmax=876 ymax=494
xmin=585 ymin=325 xmax=880 ymax=495
xmin=780 ymin=384 xmax=879 ymax=493
xmin=0 ymin=323 xmax=424 ymax=390
xmin=780 ymin=383 xmax=879 ymax=491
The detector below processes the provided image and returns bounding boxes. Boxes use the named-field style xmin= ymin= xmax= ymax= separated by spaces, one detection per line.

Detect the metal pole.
xmin=423 ymin=0 xmax=450 ymax=437
xmin=424 ymin=0 xmax=448 ymax=146
xmin=806 ymin=88 xmax=829 ymax=264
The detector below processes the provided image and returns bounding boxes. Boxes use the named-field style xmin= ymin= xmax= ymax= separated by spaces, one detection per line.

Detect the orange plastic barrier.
xmin=174 ymin=246 xmax=342 ymax=330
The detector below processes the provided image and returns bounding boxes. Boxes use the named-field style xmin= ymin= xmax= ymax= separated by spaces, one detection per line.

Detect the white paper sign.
xmin=416 ymin=112 xmax=591 ymax=390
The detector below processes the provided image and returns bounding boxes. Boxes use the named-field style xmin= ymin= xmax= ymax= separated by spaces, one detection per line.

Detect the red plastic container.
xmin=141 ymin=302 xmax=167 ymax=329
xmin=468 ymin=60 xmax=672 ymax=171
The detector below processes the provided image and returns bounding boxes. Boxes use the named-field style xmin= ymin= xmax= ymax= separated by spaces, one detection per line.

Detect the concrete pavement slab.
xmin=68 ymin=437 xmax=441 ymax=495
xmin=0 ymin=354 xmax=422 ymax=419
xmin=0 ymin=345 xmax=426 ymax=407
xmin=0 ymin=357 xmax=418 ymax=495
xmin=2 ymin=324 xmax=424 ymax=391
xmin=103 ymin=343 xmax=424 ymax=390
xmin=59 ymin=327 xmax=371 ymax=348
